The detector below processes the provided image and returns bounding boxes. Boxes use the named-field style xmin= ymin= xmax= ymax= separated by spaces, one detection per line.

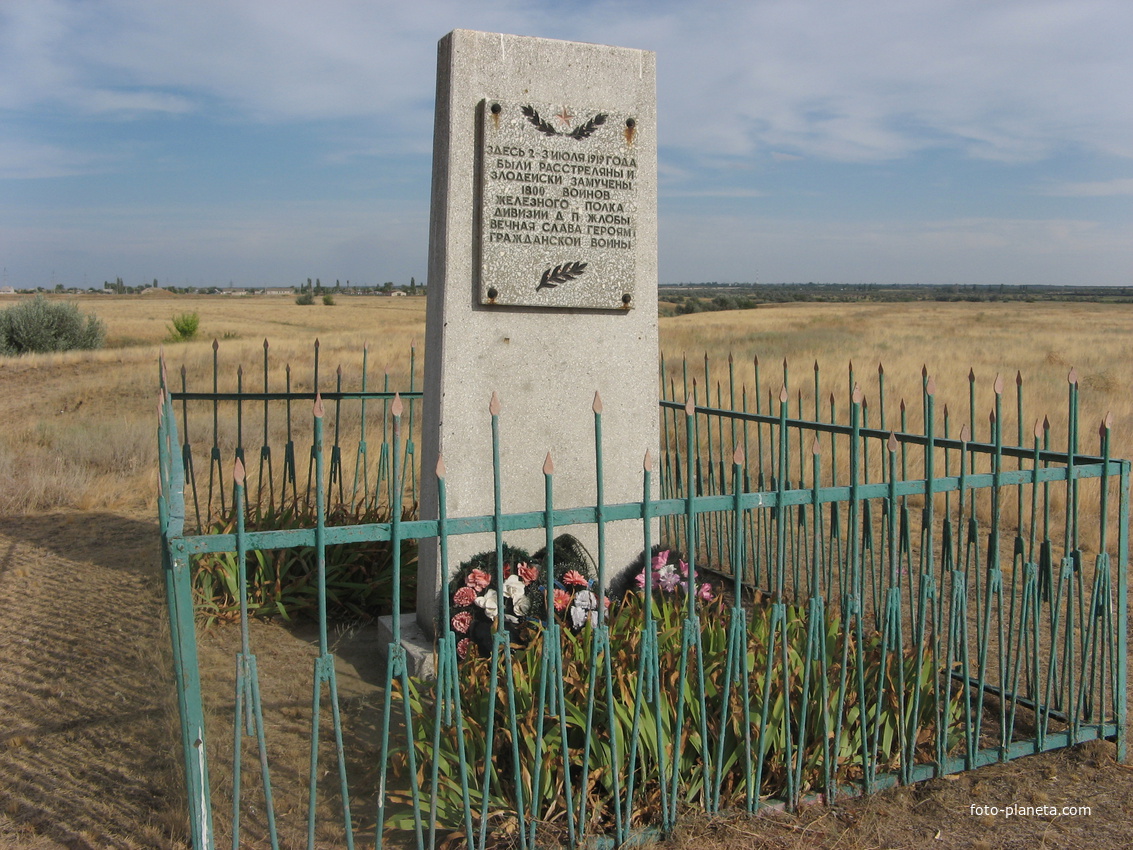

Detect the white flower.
xmin=503 ymin=574 xmax=531 ymax=617
xmin=503 ymin=574 xmax=525 ymax=600
xmin=475 ymin=588 xmax=499 ymax=620
xmin=570 ymin=589 xmax=599 ymax=629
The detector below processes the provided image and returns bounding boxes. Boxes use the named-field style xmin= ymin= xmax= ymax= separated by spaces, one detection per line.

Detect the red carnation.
xmin=465 ymin=569 xmax=491 ymax=592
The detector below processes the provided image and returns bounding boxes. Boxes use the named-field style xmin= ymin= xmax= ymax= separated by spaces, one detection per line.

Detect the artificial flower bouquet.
xmin=446 ymin=537 xmax=607 ymax=659
xmin=446 ymin=539 xmax=719 ymax=660
xmin=632 ymin=548 xmax=716 ymax=602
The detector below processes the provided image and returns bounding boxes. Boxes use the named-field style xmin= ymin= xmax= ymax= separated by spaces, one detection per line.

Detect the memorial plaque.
xmin=478 ymin=98 xmax=641 ymax=310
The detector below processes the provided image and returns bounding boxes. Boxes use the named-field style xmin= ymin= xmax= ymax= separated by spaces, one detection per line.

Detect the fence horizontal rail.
xmin=169 ymin=390 xmax=425 ymax=402
xmin=169 ymin=458 xmax=1120 ymax=558
xmin=661 ymin=400 xmax=1108 ymax=466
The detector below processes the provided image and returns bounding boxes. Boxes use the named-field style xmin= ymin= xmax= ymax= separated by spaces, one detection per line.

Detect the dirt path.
xmin=0 ymin=512 xmax=184 ymax=849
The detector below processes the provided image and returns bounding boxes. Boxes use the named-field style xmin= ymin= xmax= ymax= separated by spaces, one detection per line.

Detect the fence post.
xmin=159 ymin=382 xmax=215 ymax=849
xmin=1118 ymin=458 xmax=1130 ymax=762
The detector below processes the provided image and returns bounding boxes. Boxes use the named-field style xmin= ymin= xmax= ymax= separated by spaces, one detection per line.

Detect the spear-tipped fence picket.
xmin=158 ymin=345 xmax=1127 ymax=850
xmin=170 ymin=339 xmax=422 ymax=535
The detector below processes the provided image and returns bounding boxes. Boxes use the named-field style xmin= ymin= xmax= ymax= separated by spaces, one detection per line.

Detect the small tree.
xmin=167 ymin=312 xmax=200 ymax=341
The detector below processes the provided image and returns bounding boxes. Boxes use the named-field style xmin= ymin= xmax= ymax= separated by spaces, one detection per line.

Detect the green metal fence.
xmin=158 ymin=346 xmax=1127 ymax=849
xmin=169 ymin=339 xmax=422 ymax=535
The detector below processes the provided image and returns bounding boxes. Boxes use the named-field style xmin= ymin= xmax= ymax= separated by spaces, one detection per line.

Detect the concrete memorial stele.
xmin=395 ymin=29 xmax=659 ymax=672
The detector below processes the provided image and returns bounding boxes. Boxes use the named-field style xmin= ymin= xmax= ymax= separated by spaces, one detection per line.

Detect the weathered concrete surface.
xmin=416 ymin=30 xmax=659 ymax=636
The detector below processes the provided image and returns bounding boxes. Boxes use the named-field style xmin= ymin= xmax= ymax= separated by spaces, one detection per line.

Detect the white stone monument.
xmin=414 ymin=29 xmax=659 ymax=648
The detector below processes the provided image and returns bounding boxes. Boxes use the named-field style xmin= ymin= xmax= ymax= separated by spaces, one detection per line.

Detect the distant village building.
xmin=0 ymin=286 xmax=15 ymax=296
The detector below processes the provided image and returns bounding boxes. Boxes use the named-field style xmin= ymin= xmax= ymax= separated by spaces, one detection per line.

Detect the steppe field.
xmin=2 ymin=292 xmax=1132 ymax=849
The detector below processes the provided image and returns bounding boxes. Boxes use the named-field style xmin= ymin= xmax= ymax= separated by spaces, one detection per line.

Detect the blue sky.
xmin=1 ymin=0 xmax=1130 ymax=289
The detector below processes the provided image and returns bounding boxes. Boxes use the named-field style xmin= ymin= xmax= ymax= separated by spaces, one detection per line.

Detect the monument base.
xmin=376 ymin=614 xmax=436 ymax=679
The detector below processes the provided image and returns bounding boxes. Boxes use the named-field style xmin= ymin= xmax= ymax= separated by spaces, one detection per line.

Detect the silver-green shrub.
xmin=0 ymin=295 xmax=107 ymax=355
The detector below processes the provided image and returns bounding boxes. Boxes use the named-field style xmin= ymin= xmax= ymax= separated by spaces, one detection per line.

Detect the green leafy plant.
xmin=191 ymin=500 xmax=417 ymax=624
xmin=166 ymin=311 xmax=200 ymax=342
xmin=388 ymin=582 xmax=960 ymax=845
xmin=322 ymin=293 xmax=336 ymax=306
xmin=295 ymin=292 xmax=315 ymax=306
xmin=0 ymin=295 xmax=106 ymax=355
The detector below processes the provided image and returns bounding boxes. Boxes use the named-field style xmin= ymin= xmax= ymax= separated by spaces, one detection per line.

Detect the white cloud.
xmin=3 ymin=0 xmax=1129 ymax=164
xmin=1040 ymin=178 xmax=1133 ymax=197
xmin=653 ymin=0 xmax=1133 ymax=165
xmin=0 ymin=137 xmax=111 ymax=180
xmin=2 ymin=0 xmax=1130 ymax=287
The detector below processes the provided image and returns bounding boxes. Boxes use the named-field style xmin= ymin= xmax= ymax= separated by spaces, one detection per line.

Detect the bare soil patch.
xmin=0 ymin=511 xmax=183 ymax=848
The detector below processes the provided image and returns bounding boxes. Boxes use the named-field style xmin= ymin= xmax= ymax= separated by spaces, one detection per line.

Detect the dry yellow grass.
xmin=660 ymin=301 xmax=1132 ymax=460
xmin=0 ymin=294 xmax=427 ymax=515
xmin=83 ymin=291 xmax=427 ymax=353
xmin=1 ymin=294 xmax=1130 ymax=516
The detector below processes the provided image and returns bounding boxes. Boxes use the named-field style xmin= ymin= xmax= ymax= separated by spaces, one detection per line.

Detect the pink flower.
xmin=635 ymin=571 xmax=646 ymax=589
xmin=504 ymin=562 xmax=512 ymax=578
xmin=698 ymin=583 xmax=715 ymax=602
xmin=553 ymin=588 xmax=572 ymax=612
xmin=457 ymin=638 xmax=472 ymax=659
xmin=651 ymin=550 xmax=670 ymax=571
xmin=465 ymin=569 xmax=491 ymax=592
xmin=517 ymin=562 xmax=538 ymax=583
xmin=678 ymin=559 xmax=689 ymax=577
xmin=451 ymin=611 xmax=473 ymax=634
xmin=453 ymin=586 xmax=477 ymax=607
xmin=562 ymin=569 xmax=589 ymax=588
xmin=658 ymin=571 xmax=681 ymax=593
